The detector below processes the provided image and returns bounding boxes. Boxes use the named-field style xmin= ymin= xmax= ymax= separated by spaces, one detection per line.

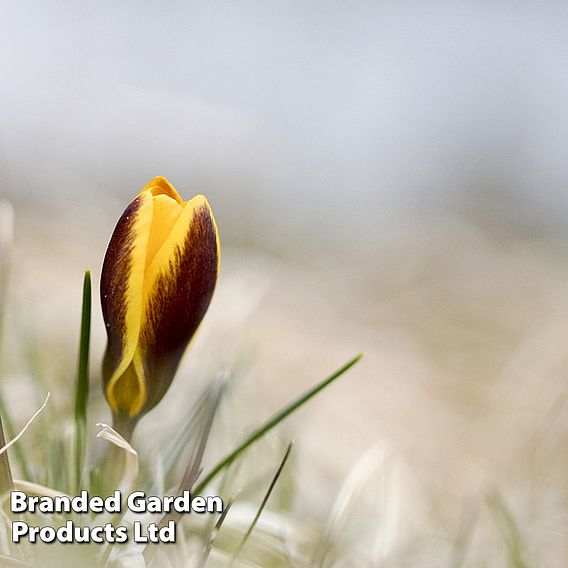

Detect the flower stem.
xmin=98 ymin=414 xmax=138 ymax=496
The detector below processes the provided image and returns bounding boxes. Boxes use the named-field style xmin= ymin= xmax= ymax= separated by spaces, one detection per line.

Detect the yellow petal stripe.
xmin=105 ymin=191 xmax=153 ymax=416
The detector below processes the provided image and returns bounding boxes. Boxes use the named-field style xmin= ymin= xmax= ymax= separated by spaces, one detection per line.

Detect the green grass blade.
xmin=198 ymin=496 xmax=235 ymax=568
xmin=194 ymin=353 xmax=363 ymax=496
xmin=73 ymin=271 xmax=91 ymax=492
xmin=486 ymin=491 xmax=530 ymax=568
xmin=448 ymin=503 xmax=479 ymax=568
xmin=231 ymin=441 xmax=293 ymax=564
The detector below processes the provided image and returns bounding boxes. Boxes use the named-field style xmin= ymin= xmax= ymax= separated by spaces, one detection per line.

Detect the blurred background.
xmin=2 ymin=1 xmax=568 ymax=565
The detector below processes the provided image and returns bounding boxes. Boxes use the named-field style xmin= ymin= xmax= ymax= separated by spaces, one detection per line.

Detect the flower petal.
xmin=141 ymin=175 xmax=183 ymax=202
xmin=101 ymin=191 xmax=153 ymax=416
xmin=136 ymin=195 xmax=219 ymax=412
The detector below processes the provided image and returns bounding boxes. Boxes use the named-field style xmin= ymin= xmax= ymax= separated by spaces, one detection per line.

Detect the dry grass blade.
xmin=160 ymin=388 xmax=211 ymax=481
xmin=96 ymin=425 xmax=140 ymax=567
xmin=313 ymin=444 xmax=404 ymax=568
xmin=144 ymin=379 xmax=226 ymax=566
xmin=0 ymin=393 xmax=50 ymax=458
xmin=172 ymin=378 xmax=226 ymax=509
xmin=96 ymin=423 xmax=139 ymax=493
xmin=0 ymin=420 xmax=13 ymax=495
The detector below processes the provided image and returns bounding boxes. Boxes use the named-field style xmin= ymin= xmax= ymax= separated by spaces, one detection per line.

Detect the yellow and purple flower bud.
xmin=101 ymin=176 xmax=219 ymax=423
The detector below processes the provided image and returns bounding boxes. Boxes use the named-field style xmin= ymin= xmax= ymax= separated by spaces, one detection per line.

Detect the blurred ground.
xmin=4 ymin=201 xmax=568 ymax=565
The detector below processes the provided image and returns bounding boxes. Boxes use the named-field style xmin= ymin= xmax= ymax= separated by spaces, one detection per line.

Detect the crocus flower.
xmin=101 ymin=176 xmax=219 ymax=429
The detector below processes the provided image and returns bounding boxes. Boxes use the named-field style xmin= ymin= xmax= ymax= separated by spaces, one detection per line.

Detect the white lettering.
xmin=10 ymin=491 xmax=27 ymax=513
xmin=11 ymin=521 xmax=28 ymax=542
